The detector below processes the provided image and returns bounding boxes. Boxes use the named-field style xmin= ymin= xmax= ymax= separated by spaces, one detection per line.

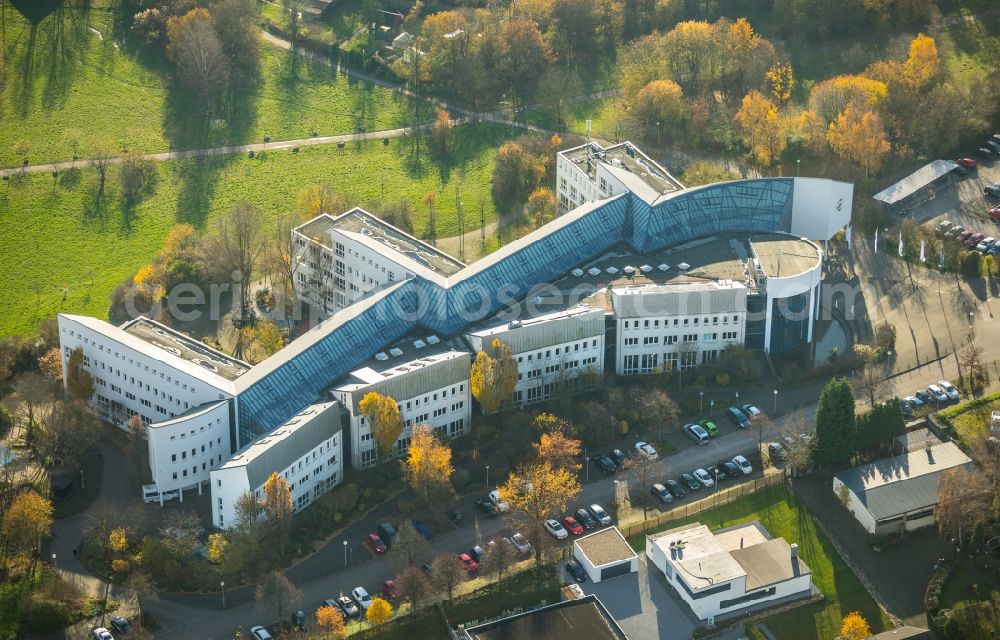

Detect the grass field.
xmin=627 ymin=484 xmax=891 ymax=640
xmin=0 ymin=123 xmax=512 ymax=337
xmin=0 ymin=3 xmax=416 ymax=167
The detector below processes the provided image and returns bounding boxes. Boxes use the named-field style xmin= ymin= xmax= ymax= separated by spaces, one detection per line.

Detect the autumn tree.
xmin=263 ymin=471 xmax=293 ymax=523
xmin=37 ymin=400 xmax=100 ymax=468
xmin=388 ymin=520 xmax=432 ymax=570
xmin=202 ymin=202 xmax=264 ymax=323
xmin=498 ymin=459 xmax=581 ymax=571
xmin=826 ymin=103 xmax=891 ymax=177
xmin=212 ymin=0 xmax=261 ymax=84
xmin=66 ymin=347 xmax=94 ymax=401
xmin=766 ymin=62 xmax=795 ymax=102
xmin=470 ymin=339 xmax=518 ymax=414
xmin=11 ymin=372 xmax=53 ymax=433
xmin=735 ymin=91 xmax=788 ymax=169
xmin=37 ymin=348 xmax=63 ymax=381
xmin=366 ymin=597 xmax=393 ymax=626
xmin=631 ymin=80 xmax=685 ymax=144
xmin=533 ymin=430 xmax=582 ymax=474
xmin=430 ymin=553 xmax=464 ymax=601
xmin=903 ymin=33 xmax=938 ymax=89
xmin=421 ymin=191 xmax=437 ymax=244
xmin=316 ymin=603 xmax=346 ymax=639
xmin=402 ymin=424 xmax=454 ymax=502
xmin=840 ymin=612 xmax=872 ymax=640
xmin=396 ymin=564 xmax=436 ymax=612
xmin=158 ymin=510 xmax=201 ymax=560
xmin=359 ymin=392 xmax=404 ymax=461
xmin=298 ymin=183 xmax=348 ymax=219
xmin=525 ymin=187 xmax=556 ymax=227
xmin=1 ymin=490 xmax=53 ymax=561
xmin=255 ymin=571 xmax=301 ymax=625
xmin=120 ymin=149 xmax=156 ymax=206
xmin=166 ymin=8 xmax=229 ymax=111
xmin=206 ymin=532 xmax=227 ymax=563
xmin=807 ymin=74 xmax=887 ymax=125
xmin=432 ymin=110 xmax=453 ymax=154
xmin=491 ymin=142 xmax=538 ymax=207
xmin=269 ymin=210 xmax=305 ymax=307
xmin=498 ymin=20 xmax=554 ymax=109
xmin=482 ymin=536 xmax=515 ymax=585
xmin=937 ymin=466 xmax=993 ymax=546
xmin=241 ymin=320 xmax=286 ymax=365
xmin=859 ymin=363 xmax=894 ymax=406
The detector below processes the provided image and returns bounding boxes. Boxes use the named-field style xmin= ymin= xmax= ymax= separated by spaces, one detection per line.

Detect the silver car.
xmin=926 ymin=384 xmax=949 ymax=403
xmin=510 ymin=532 xmax=531 ymax=554
xmin=936 ymin=380 xmax=959 ymax=402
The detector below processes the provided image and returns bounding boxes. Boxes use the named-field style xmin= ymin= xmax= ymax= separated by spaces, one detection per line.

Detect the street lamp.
xmin=343 ymin=540 xmax=348 ymax=567
xmin=221 ymin=581 xmax=226 ymax=609
xmin=710 ymin=399 xmax=714 ymax=414
xmin=735 ymin=391 xmax=739 ymax=406
xmin=796 ymin=159 xmax=801 ymax=176
xmin=773 ymin=389 xmax=778 ymax=414
xmin=584 ymin=447 xmax=589 ymax=483
xmin=699 ymin=391 xmax=704 ymax=414
xmin=51 ymin=553 xmax=56 ymax=568
xmin=485 ymin=465 xmax=490 ymax=489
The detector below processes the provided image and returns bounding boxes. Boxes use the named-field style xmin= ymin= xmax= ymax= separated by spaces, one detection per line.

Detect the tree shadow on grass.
xmin=39 ymin=4 xmax=93 ymax=112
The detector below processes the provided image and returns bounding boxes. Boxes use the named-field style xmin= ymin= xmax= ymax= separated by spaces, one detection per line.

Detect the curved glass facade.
xmin=238 ymin=179 xmax=802 ymax=439
xmin=769 ymin=292 xmax=810 ymax=354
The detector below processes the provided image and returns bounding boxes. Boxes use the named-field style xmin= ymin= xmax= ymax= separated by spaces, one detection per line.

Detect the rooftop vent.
xmin=426 ymin=335 xmax=440 ymax=345
xmin=375 ymin=352 xmax=389 ymax=361
xmin=413 ymin=339 xmax=426 ymax=349
xmin=389 ymin=348 xmax=404 ymax=357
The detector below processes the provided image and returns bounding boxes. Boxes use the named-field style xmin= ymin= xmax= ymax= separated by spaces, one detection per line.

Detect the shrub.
xmin=17 ymin=593 xmax=72 ymax=633
xmin=715 ymin=372 xmax=730 ymax=386
xmin=451 ymin=467 xmax=470 ymax=491
xmin=961 ymin=250 xmax=981 ymax=277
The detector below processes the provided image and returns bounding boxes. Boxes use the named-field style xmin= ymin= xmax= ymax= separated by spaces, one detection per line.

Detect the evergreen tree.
xmin=814 ymin=377 xmax=856 ymax=465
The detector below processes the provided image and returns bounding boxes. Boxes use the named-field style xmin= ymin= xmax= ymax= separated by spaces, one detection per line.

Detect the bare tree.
xmin=166 ymin=9 xmax=230 ymax=112
xmin=255 ymin=571 xmax=302 ymax=624
xmin=858 ymin=364 xmax=893 ymax=406
xmin=936 ymin=467 xmax=992 ymax=547
xmin=89 ymin=139 xmax=117 ymax=196
xmin=268 ymin=211 xmax=301 ymax=310
xmin=36 ymin=400 xmax=100 ymax=468
xmin=396 ymin=565 xmax=435 ymax=613
xmin=10 ymin=372 xmax=53 ymax=435
xmin=203 ymin=202 xmax=265 ymax=323
xmin=626 ymin=454 xmax=658 ymax=522
xmin=430 ymin=553 xmax=464 ymax=601
xmin=388 ymin=521 xmax=432 ymax=571
xmin=482 ymin=538 xmax=515 ymax=587
xmin=780 ymin=411 xmax=815 ymax=476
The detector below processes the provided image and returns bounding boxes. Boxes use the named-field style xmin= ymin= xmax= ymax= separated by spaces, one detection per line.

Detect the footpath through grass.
xmin=0 ymin=3 xmax=415 ymax=167
xmin=627 ymin=483 xmax=890 ymax=640
xmin=0 ymin=124 xmax=512 ymax=337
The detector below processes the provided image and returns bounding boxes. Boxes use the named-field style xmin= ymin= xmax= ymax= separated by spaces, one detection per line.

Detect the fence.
xmin=619 ymin=469 xmax=785 ymax=539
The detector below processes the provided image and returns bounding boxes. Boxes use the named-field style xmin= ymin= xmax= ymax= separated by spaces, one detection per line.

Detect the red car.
xmin=459 ymin=553 xmax=478 ymax=573
xmin=965 ymin=232 xmax=985 ymax=248
xmin=957 ymin=157 xmax=977 ymax=170
xmin=366 ymin=533 xmax=387 ymax=554
xmin=990 ymin=205 xmax=1000 ymax=221
xmin=958 ymin=230 xmax=974 ymax=244
xmin=382 ymin=579 xmax=399 ymax=599
xmin=562 ymin=516 xmax=584 ymax=536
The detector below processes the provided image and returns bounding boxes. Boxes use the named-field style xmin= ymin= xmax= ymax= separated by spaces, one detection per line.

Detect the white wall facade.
xmin=760 ymin=250 xmax=824 ymax=353
xmin=790 ymin=178 xmax=854 ymax=241
xmin=146 ymin=400 xmax=231 ymax=504
xmin=831 ymin=476 xmax=936 ymax=536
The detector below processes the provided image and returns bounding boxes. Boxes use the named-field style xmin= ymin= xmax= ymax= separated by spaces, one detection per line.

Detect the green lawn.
xmin=0 ymin=3 xmax=417 ymax=167
xmin=627 ymin=484 xmax=891 ymax=640
xmin=0 ymin=123 xmax=513 ymax=337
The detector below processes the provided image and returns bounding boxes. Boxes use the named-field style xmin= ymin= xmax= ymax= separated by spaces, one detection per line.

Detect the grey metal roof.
xmin=463 ymin=594 xmax=629 ymax=640
xmin=610 ymin=281 xmax=747 ymax=318
xmin=465 ymin=305 xmax=605 ymax=354
xmin=872 ymin=160 xmax=958 ymax=205
xmin=835 ymin=442 xmax=972 ymax=521
xmin=730 ymin=538 xmax=811 ymax=591
xmin=335 ymin=350 xmax=470 ymax=413
xmin=220 ymin=401 xmax=341 ymax=490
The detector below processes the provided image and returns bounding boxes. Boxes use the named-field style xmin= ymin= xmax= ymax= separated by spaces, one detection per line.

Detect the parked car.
xmin=110 ymin=617 xmax=129 ymax=634
xmin=565 ymin=558 xmax=588 ymax=583
xmin=351 ymin=587 xmax=373 ymax=612
xmin=957 ymin=157 xmax=978 ymax=169
xmin=249 ymin=626 xmax=273 ymax=640
xmin=575 ymin=508 xmax=598 ymax=530
xmin=717 ymin=459 xmax=741 ymax=478
xmin=915 ymin=389 xmax=935 ymax=405
xmin=544 ymin=518 xmax=569 ymax=540
xmin=986 ymin=183 xmax=1000 ymax=198
xmin=383 ymin=580 xmax=399 ymax=599
xmin=705 ymin=464 xmax=726 ymax=482
xmin=935 ymin=220 xmax=954 ymax=236
xmin=732 ymin=455 xmax=753 ymax=476
xmin=411 ymin=519 xmax=433 ymax=540
xmin=693 ymin=468 xmax=715 ymax=487
xmin=469 ymin=545 xmax=488 ymax=562
xmin=683 ymin=423 xmax=710 ymax=445
xmin=475 ymin=497 xmax=499 ymax=518
xmin=680 ymin=473 xmax=701 ymax=491
xmin=588 ymin=503 xmax=613 ymax=525
xmin=767 ymin=442 xmax=788 ymax=463
xmin=328 ymin=596 xmax=359 ymax=619
xmin=903 ymin=394 xmax=924 ymax=409
xmin=665 ymin=478 xmax=685 ymax=498
xmin=953 ymin=164 xmax=969 ymax=176
xmin=510 ymin=532 xmax=532 ymax=553
xmin=366 ymin=533 xmax=387 ymax=554
xmin=958 ymin=230 xmax=975 ymax=244
xmin=563 ymin=516 xmax=584 ymax=536
xmin=977 ymin=146 xmax=995 ymax=160
xmin=459 ymin=553 xmax=479 ymax=573
xmin=987 ymin=140 xmax=1000 ymax=155
xmin=650 ymin=483 xmax=674 ymax=504
xmin=937 ymin=380 xmax=960 ymax=402
xmin=976 ymin=237 xmax=996 ymax=252
xmin=945 ymin=225 xmax=965 ymax=238
xmin=965 ymin=232 xmax=985 ymax=248
xmin=376 ymin=521 xmax=397 ymax=546
xmin=91 ymin=629 xmax=113 ymax=640
xmin=926 ymin=384 xmax=949 ymax=403
xmin=634 ymin=441 xmax=658 ymax=460
xmin=610 ymin=449 xmax=627 ymax=468
xmin=593 ymin=454 xmax=617 ymax=475
xmin=900 ymin=398 xmax=914 ymax=418
xmin=449 ymin=508 xmax=464 ymax=525
xmin=991 ymin=205 xmax=1000 ymax=221
xmin=742 ymin=404 xmax=763 ymax=420
xmin=699 ymin=419 xmax=719 ymax=436
xmin=291 ymin=610 xmax=307 ymax=631
xmin=489 ymin=490 xmax=509 ymax=512
xmin=726 ymin=406 xmax=750 ymax=429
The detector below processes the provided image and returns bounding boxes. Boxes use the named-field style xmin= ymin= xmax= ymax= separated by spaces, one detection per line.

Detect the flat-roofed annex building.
xmin=463 ymin=305 xmax=605 ymax=407
xmin=332 ymin=336 xmax=471 ymax=469
xmin=573 ymin=526 xmax=639 ymax=583
xmin=458 ymin=593 xmax=629 ymax=640
xmin=646 ymin=521 xmax=812 ymax=623
xmin=832 ymin=441 xmax=972 ymax=536
xmin=210 ymin=401 xmax=343 ymax=529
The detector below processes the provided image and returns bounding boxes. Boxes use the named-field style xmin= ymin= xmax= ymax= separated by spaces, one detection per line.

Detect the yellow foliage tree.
xmin=262 ymin=472 xmax=293 ymax=522
xmin=133 ymin=264 xmax=166 ymax=302
xmin=366 ymin=597 xmax=393 ymax=626
xmin=432 ymin=109 xmax=453 ymax=154
xmin=161 ymin=223 xmax=199 ymax=258
xmin=827 ymin=103 xmax=891 ymax=177
xmin=533 ymin=430 xmax=582 ymax=473
xmin=298 ymin=183 xmax=347 ymax=219
xmin=498 ymin=460 xmax=581 ymax=570
xmin=840 ymin=611 xmax=872 ymax=640
xmin=403 ymin=424 xmax=455 ymax=502
xmin=38 ymin=348 xmax=63 ymax=381
xmin=206 ymin=532 xmax=227 ymax=563
xmin=808 ymin=74 xmax=888 ymax=124
xmin=766 ymin=62 xmax=795 ymax=102
xmin=735 ymin=91 xmax=788 ymax=169
xmin=1 ymin=490 xmax=53 ymax=556
xmin=632 ymin=79 xmax=685 ymax=142
xmin=111 ymin=558 xmax=131 ymax=573
xmin=109 ymin=528 xmax=130 ymax=553
xmin=470 ymin=339 xmax=518 ymax=414
xmin=903 ymin=33 xmax=938 ymax=88
xmin=315 ymin=604 xmax=346 ymax=639
xmin=526 ymin=187 xmax=556 ymax=226
xmin=359 ymin=392 xmax=404 ymax=459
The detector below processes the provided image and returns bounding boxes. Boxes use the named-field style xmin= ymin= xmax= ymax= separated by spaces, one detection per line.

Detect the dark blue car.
xmin=412 ymin=519 xmax=433 ymax=540
xmin=726 ymin=406 xmax=750 ymax=429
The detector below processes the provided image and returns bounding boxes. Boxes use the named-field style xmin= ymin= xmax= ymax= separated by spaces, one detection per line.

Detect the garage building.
xmin=574 ymin=527 xmax=639 ymax=583
xmin=832 ymin=441 xmax=972 ymax=536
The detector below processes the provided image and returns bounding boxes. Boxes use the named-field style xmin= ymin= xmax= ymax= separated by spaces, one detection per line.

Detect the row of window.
xmin=515 ymin=339 xmax=599 ymax=365
xmin=622 ymin=315 xmax=740 ymax=329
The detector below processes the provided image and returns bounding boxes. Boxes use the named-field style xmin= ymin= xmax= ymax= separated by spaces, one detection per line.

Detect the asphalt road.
xmin=146 ymin=409 xmax=804 ymax=639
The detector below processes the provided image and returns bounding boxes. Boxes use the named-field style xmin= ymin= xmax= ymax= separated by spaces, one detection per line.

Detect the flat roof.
xmin=730 ymin=538 xmax=811 ymax=591
xmin=873 ymin=160 xmax=958 ymax=205
xmin=465 ymin=304 xmax=604 ymax=336
xmin=297 ymin=209 xmax=465 ymax=276
xmin=339 ymin=334 xmax=468 ymax=385
xmin=562 ymin=141 xmax=683 ymax=202
xmin=121 ymin=317 xmax=250 ymax=382
xmin=575 ymin=527 xmax=638 ymax=567
xmin=462 ymin=594 xmax=629 ymax=640
xmin=749 ymin=234 xmax=821 ymax=279
xmin=649 ymin=523 xmax=746 ymax=589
